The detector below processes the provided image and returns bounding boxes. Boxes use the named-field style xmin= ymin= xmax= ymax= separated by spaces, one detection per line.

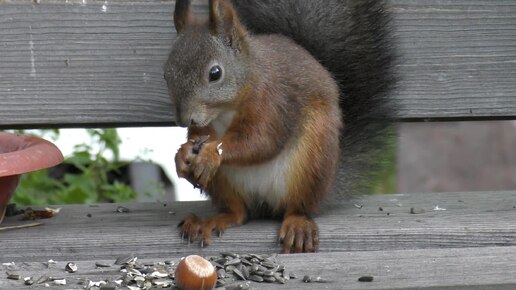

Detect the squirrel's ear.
xmin=174 ymin=0 xmax=193 ymax=33
xmin=209 ymin=0 xmax=247 ymax=51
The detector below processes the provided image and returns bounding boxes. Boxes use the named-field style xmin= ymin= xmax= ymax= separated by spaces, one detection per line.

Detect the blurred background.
xmin=7 ymin=120 xmax=516 ymax=205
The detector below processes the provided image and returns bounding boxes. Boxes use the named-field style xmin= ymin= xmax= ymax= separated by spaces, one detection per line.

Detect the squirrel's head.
xmin=164 ymin=0 xmax=250 ymax=128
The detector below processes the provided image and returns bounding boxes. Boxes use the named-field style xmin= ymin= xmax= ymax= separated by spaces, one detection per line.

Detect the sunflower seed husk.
xmin=233 ymin=268 xmax=246 ymax=281
xmin=283 ymin=269 xmax=291 ymax=280
xmin=6 ymin=272 xmax=20 ymax=280
xmin=36 ymin=275 xmax=50 ymax=284
xmin=115 ymin=254 xmax=137 ymax=265
xmin=249 ymin=254 xmax=265 ymax=261
xmin=250 ymin=264 xmax=259 ymax=273
xmin=116 ymin=206 xmax=131 ymax=213
xmin=99 ymin=283 xmax=118 ymax=290
xmin=65 ymin=262 xmax=78 ymax=273
xmin=226 ymin=282 xmax=251 ymax=290
xmin=302 ymin=275 xmax=327 ymax=283
xmin=24 ymin=277 xmax=34 ymax=286
xmin=153 ymin=279 xmax=172 ymax=287
xmin=249 ymin=275 xmax=264 ymax=282
xmin=274 ymin=273 xmax=286 ymax=284
xmin=224 ymin=258 xmax=241 ymax=266
xmin=216 ymin=279 xmax=228 ymax=288
xmin=358 ymin=275 xmax=374 ymax=282
xmin=240 ymin=264 xmax=250 ymax=279
xmin=95 ymin=262 xmax=112 ymax=268
xmin=221 ymin=252 xmax=239 ymax=258
xmin=227 ymin=265 xmax=239 ymax=274
xmin=53 ymin=278 xmax=66 ymax=285
xmin=261 ymin=261 xmax=276 ymax=268
xmin=217 ymin=269 xmax=227 ymax=279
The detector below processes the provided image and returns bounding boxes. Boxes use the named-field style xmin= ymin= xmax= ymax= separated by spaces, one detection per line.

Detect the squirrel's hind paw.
xmin=279 ymin=215 xmax=319 ymax=254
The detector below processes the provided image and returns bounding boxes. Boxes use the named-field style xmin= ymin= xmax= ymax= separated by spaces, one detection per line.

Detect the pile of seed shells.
xmin=208 ymin=252 xmax=297 ymax=288
xmin=4 ymin=252 xmax=326 ymax=290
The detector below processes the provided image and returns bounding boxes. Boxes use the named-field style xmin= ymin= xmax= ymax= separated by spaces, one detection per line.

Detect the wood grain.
xmin=0 ymin=0 xmax=515 ymax=128
xmin=2 ymin=191 xmax=516 ymax=288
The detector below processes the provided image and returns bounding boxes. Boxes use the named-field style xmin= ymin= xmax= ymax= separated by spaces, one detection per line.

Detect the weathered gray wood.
xmin=2 ymin=247 xmax=516 ymax=289
xmin=0 ymin=0 xmax=515 ymax=128
xmin=2 ymin=191 xmax=516 ymax=288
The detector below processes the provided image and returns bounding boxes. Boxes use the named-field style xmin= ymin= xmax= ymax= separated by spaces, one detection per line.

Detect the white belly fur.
xmin=212 ymin=110 xmax=292 ymax=208
xmin=220 ymin=145 xmax=292 ymax=208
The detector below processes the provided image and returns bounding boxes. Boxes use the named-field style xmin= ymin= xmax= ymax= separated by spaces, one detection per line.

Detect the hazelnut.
xmin=175 ymin=255 xmax=217 ymax=290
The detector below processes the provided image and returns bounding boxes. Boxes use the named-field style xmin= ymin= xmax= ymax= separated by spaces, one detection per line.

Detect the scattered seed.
xmin=233 ymin=268 xmax=246 ymax=281
xmin=261 ymin=261 xmax=276 ymax=268
xmin=43 ymin=259 xmax=57 ymax=268
xmin=99 ymin=283 xmax=118 ymax=290
xmin=358 ymin=275 xmax=374 ymax=282
xmin=240 ymin=264 xmax=250 ymax=279
xmin=410 ymin=207 xmax=425 ymax=214
xmin=302 ymin=275 xmax=327 ymax=283
xmin=23 ymin=276 xmax=34 ymax=285
xmin=53 ymin=278 xmax=66 ymax=285
xmin=283 ymin=270 xmax=290 ymax=280
xmin=65 ymin=262 xmax=78 ymax=273
xmin=3 ymin=252 xmax=290 ymax=289
xmin=115 ymin=254 xmax=137 ymax=265
xmin=224 ymin=258 xmax=241 ymax=266
xmin=217 ymin=269 xmax=227 ymax=279
xmin=36 ymin=275 xmax=50 ymax=284
xmin=116 ymin=206 xmax=131 ymax=213
xmin=226 ymin=282 xmax=251 ymax=290
xmin=6 ymin=272 xmax=20 ymax=280
xmin=249 ymin=275 xmax=264 ymax=282
xmin=95 ymin=262 xmax=112 ymax=268
xmin=274 ymin=272 xmax=286 ymax=284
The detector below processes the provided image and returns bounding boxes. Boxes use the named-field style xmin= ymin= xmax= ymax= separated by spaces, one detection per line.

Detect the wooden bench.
xmin=1 ymin=0 xmax=516 ymax=289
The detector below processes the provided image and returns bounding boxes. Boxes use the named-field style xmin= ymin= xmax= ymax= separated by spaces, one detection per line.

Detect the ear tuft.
xmin=209 ymin=0 xmax=248 ymax=51
xmin=174 ymin=0 xmax=193 ymax=33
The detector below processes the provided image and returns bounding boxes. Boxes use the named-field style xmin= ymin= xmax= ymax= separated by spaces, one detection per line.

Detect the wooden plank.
xmin=2 ymin=247 xmax=516 ymax=289
xmin=393 ymin=0 xmax=516 ymax=121
xmin=2 ymin=191 xmax=516 ymax=288
xmin=0 ymin=0 xmax=515 ymax=128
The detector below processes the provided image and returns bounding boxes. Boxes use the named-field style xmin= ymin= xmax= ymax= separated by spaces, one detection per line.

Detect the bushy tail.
xmin=232 ymin=0 xmax=397 ymax=195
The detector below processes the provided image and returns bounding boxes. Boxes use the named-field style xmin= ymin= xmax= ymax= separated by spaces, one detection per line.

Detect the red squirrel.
xmin=164 ymin=0 xmax=396 ymax=253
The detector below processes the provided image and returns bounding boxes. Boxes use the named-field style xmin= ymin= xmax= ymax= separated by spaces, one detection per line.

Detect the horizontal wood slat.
xmin=0 ymin=0 xmax=515 ymax=128
xmin=3 ymin=191 xmax=516 ymax=288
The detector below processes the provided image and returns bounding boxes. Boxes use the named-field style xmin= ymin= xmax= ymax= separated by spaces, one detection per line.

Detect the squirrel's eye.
xmin=209 ymin=65 xmax=223 ymax=82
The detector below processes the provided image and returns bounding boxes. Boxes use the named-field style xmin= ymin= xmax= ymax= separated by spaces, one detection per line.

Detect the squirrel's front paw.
xmin=178 ymin=213 xmax=241 ymax=247
xmin=279 ymin=215 xmax=319 ymax=253
xmin=189 ymin=141 xmax=222 ymax=189
xmin=174 ymin=141 xmax=197 ymax=185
